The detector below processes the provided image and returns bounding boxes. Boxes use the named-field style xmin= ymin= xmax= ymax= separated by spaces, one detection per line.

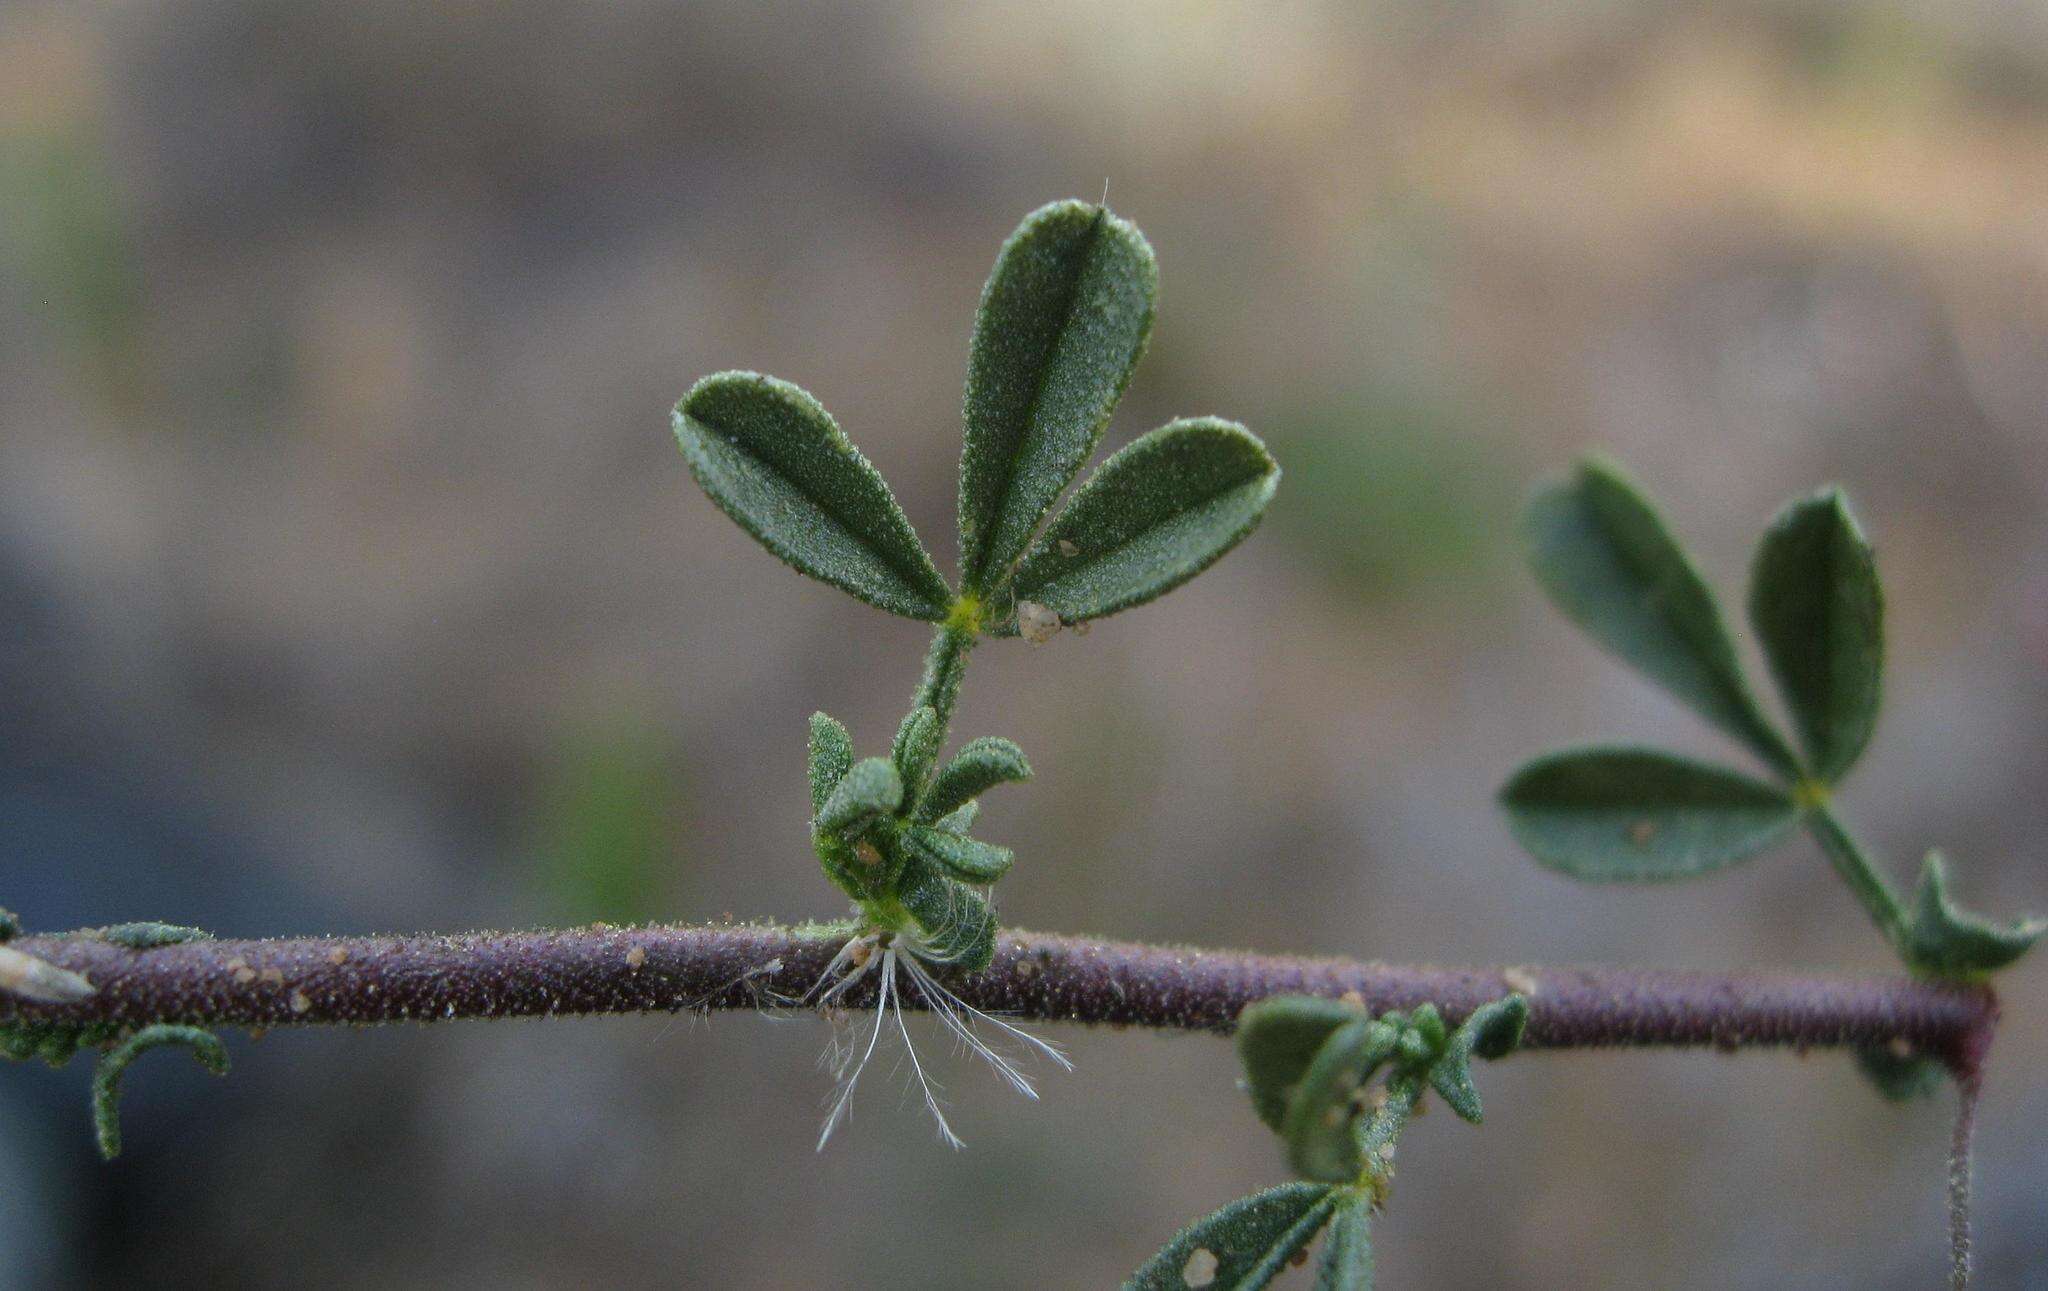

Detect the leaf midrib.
xmin=705 ymin=416 xmax=944 ymax=613
xmin=968 ymin=207 xmax=1107 ymax=594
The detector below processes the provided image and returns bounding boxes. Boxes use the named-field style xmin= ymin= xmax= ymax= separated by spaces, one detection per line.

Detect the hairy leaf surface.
xmin=675 ymin=372 xmax=952 ymax=619
xmin=960 ymin=201 xmax=1156 ymax=593
xmin=1004 ymin=418 xmax=1278 ymax=628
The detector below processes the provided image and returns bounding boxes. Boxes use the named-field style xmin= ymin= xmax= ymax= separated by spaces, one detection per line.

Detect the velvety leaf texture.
xmin=959 ymin=201 xmax=1157 ymax=594
xmin=1903 ymin=852 xmax=2044 ymax=979
xmin=900 ymin=824 xmax=1013 ymax=883
xmin=1461 ymin=993 xmax=1529 ymax=1062
xmin=891 ymin=706 xmax=942 ymax=799
xmin=1501 ymin=747 xmax=1799 ymax=880
xmin=1748 ymin=488 xmax=1884 ymax=784
xmin=917 ymin=737 xmax=1032 ymax=823
xmin=674 ymin=372 xmax=952 ymax=620
xmin=1314 ymin=1198 xmax=1374 ymax=1291
xmin=1235 ymin=996 xmax=1362 ymax=1133
xmin=807 ymin=712 xmax=854 ymax=817
xmin=816 ymin=757 xmax=903 ymax=838
xmin=931 ymin=800 xmax=979 ymax=835
xmin=898 ymin=859 xmax=997 ymax=971
xmin=1524 ymin=458 xmax=1796 ymax=776
xmin=1002 ymin=418 xmax=1279 ymax=629
xmin=1124 ymin=1183 xmax=1338 ymax=1291
xmin=1428 ymin=996 xmax=1527 ymax=1123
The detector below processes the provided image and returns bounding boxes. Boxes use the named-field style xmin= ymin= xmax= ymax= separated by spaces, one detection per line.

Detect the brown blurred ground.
xmin=1 ymin=2 xmax=2044 ymax=1287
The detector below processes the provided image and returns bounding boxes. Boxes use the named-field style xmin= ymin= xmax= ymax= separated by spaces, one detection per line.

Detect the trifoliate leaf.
xmin=1313 ymin=1196 xmax=1374 ymax=1291
xmin=917 ymin=736 xmax=1032 ymax=823
xmin=815 ymin=757 xmax=902 ymax=839
xmin=959 ymin=201 xmax=1156 ymax=595
xmin=673 ymin=372 xmax=952 ymax=620
xmin=1524 ymin=457 xmax=1796 ymax=776
xmin=1281 ymin=1018 xmax=1401 ymax=1183
xmin=1901 ymin=851 xmax=2044 ymax=979
xmin=900 ymin=824 xmax=1014 ymax=884
xmin=1002 ymin=418 xmax=1278 ymax=629
xmin=898 ymin=859 xmax=997 ymax=972
xmin=1124 ymin=1182 xmax=1338 ymax=1291
xmin=1236 ymin=995 xmax=1363 ymax=1132
xmin=1748 ymin=488 xmax=1884 ymax=784
xmin=1501 ymin=747 xmax=1800 ymax=880
xmin=807 ymin=712 xmax=854 ymax=818
xmin=891 ymin=706 xmax=942 ymax=800
xmin=1854 ymin=1043 xmax=1947 ymax=1101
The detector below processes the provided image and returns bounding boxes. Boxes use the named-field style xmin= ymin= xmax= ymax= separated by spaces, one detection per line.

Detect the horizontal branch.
xmin=0 ymin=923 xmax=1998 ymax=1076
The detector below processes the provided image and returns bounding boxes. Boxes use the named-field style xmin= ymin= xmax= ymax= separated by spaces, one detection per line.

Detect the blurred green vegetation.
xmin=0 ymin=129 xmax=140 ymax=390
xmin=1266 ymin=387 xmax=1513 ymax=608
xmin=522 ymin=719 xmax=685 ymax=926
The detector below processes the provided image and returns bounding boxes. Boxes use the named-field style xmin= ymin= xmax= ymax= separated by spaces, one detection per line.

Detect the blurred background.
xmin=2 ymin=1 xmax=2045 ymax=1286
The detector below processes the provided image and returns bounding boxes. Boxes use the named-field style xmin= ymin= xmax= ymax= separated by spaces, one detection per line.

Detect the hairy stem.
xmin=911 ymin=621 xmax=978 ymax=745
xmin=1807 ymin=807 xmax=1909 ymax=949
xmin=0 ymin=923 xmax=1995 ymax=1076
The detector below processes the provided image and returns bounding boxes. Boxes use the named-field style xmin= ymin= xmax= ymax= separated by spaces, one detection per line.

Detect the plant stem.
xmin=911 ymin=621 xmax=978 ymax=745
xmin=1807 ymin=807 xmax=1909 ymax=950
xmin=0 ymin=923 xmax=1995 ymax=1077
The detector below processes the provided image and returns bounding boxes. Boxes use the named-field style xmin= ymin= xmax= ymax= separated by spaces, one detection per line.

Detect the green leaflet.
xmin=900 ymin=824 xmax=1013 ymax=884
xmin=1281 ymin=1017 xmax=1400 ymax=1183
xmin=898 ymin=858 xmax=997 ymax=972
xmin=673 ymin=372 xmax=952 ymax=620
xmin=1902 ymin=852 xmax=2044 ymax=979
xmin=1124 ymin=1182 xmax=1338 ymax=1291
xmin=815 ymin=757 xmax=903 ymax=839
xmin=1501 ymin=747 xmax=1800 ymax=881
xmin=807 ymin=712 xmax=854 ymax=817
xmin=917 ymin=737 xmax=1032 ymax=824
xmin=1429 ymin=995 xmax=1528 ymax=1123
xmin=1460 ymin=993 xmax=1529 ymax=1062
xmin=1524 ymin=458 xmax=1796 ymax=776
xmin=931 ymin=799 xmax=979 ymax=835
xmin=1314 ymin=1197 xmax=1374 ymax=1291
xmin=1002 ymin=418 xmax=1279 ymax=630
xmin=959 ymin=201 xmax=1157 ymax=595
xmin=1236 ymin=995 xmax=1363 ymax=1132
xmin=1748 ymin=488 xmax=1884 ymax=784
xmin=891 ymin=706 xmax=942 ymax=801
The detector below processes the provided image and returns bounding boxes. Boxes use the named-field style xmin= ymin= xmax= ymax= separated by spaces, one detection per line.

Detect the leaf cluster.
xmin=805 ymin=709 xmax=1029 ymax=971
xmin=1128 ymin=993 xmax=1525 ymax=1289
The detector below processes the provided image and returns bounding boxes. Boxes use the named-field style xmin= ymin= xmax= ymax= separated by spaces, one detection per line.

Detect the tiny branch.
xmin=0 ymin=923 xmax=1996 ymax=1075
